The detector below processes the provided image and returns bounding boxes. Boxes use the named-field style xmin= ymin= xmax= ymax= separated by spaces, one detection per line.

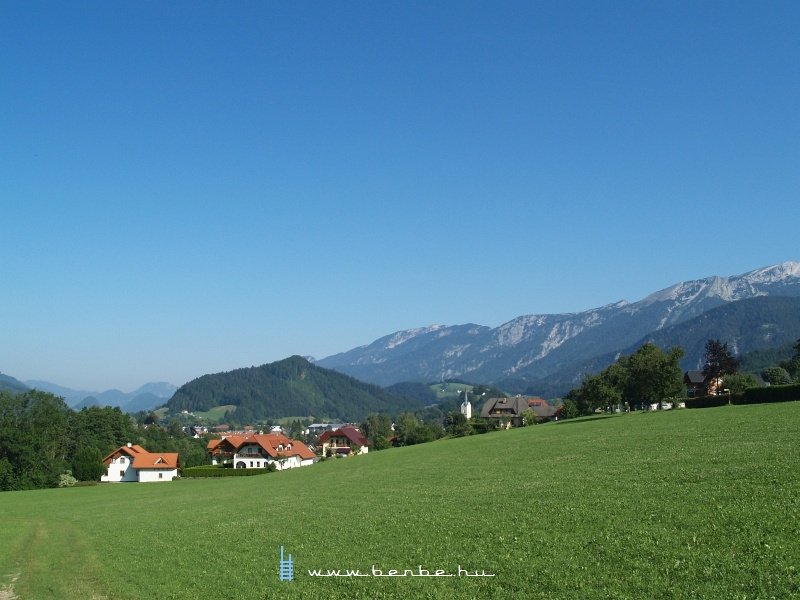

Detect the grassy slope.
xmin=1 ymin=404 xmax=799 ymax=599
xmin=192 ymin=404 xmax=236 ymax=422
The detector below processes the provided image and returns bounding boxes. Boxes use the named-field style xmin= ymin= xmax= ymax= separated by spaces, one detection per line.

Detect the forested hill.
xmin=0 ymin=374 xmax=29 ymax=394
xmin=166 ymin=355 xmax=424 ymax=423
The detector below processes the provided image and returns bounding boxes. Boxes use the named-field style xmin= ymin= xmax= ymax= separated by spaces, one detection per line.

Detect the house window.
xmin=159 ymin=473 xmax=163 ymax=479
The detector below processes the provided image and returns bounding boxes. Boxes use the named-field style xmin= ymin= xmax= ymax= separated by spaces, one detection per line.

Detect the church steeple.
xmin=460 ymin=389 xmax=472 ymax=420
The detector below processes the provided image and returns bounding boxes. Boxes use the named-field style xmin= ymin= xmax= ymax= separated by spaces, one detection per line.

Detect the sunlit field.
xmin=1 ymin=403 xmax=798 ymax=599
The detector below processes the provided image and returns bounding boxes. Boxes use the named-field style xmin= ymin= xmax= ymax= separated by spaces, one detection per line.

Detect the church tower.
xmin=460 ymin=390 xmax=472 ymax=420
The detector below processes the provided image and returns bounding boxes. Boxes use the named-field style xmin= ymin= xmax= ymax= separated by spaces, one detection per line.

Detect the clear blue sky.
xmin=2 ymin=1 xmax=798 ymax=391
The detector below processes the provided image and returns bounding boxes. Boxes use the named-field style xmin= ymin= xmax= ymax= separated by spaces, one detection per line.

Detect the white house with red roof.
xmin=318 ymin=426 xmax=369 ymax=457
xmin=101 ymin=443 xmax=180 ymax=483
xmin=207 ymin=433 xmax=316 ymax=470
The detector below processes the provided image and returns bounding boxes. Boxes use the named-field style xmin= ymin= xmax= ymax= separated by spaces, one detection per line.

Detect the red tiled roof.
xmin=208 ymin=433 xmax=315 ymax=461
xmin=319 ymin=426 xmax=368 ymax=448
xmin=102 ymin=443 xmax=147 ymax=464
xmin=287 ymin=443 xmax=316 ymax=460
xmin=102 ymin=444 xmax=179 ymax=469
xmin=132 ymin=452 xmax=179 ymax=470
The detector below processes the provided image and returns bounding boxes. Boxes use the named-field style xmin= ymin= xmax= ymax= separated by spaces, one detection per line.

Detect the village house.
xmin=318 ymin=426 xmax=369 ymax=456
xmin=101 ymin=443 xmax=179 ymax=483
xmin=480 ymin=396 xmax=528 ymax=428
xmin=207 ymin=433 xmax=316 ymax=470
xmin=479 ymin=396 xmax=560 ymax=428
xmin=684 ymin=370 xmax=724 ymax=397
xmin=526 ymin=396 xmax=560 ymax=420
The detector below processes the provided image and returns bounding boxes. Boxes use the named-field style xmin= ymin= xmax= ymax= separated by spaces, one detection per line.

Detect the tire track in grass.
xmin=10 ymin=518 xmax=108 ymax=599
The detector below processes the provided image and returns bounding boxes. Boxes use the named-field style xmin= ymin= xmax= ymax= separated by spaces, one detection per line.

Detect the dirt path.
xmin=0 ymin=573 xmax=19 ymax=600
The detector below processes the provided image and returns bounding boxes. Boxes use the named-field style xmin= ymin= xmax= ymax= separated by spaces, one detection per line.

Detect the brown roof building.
xmin=319 ymin=426 xmax=369 ymax=456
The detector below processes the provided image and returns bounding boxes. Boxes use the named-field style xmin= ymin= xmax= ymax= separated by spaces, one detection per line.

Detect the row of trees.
xmin=0 ymin=390 xmax=209 ymax=492
xmin=566 ymin=337 xmax=800 ymax=414
xmin=566 ymin=342 xmax=686 ymax=414
xmin=760 ymin=339 xmax=800 ymax=385
xmin=704 ymin=338 xmax=800 ymax=392
xmin=360 ymin=412 xmax=447 ymax=450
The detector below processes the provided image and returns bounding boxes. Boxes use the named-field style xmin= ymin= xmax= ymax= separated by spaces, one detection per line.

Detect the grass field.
xmin=433 ymin=382 xmax=471 ymax=401
xmin=191 ymin=404 xmax=236 ymax=423
xmin=1 ymin=403 xmax=799 ymax=599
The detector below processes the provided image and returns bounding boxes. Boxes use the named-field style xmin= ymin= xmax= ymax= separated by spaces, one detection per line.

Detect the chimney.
xmin=127 ymin=442 xmax=132 ymax=448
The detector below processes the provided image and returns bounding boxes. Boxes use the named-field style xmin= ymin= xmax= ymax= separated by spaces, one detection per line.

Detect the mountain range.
xmin=317 ymin=262 xmax=800 ymax=394
xmin=20 ymin=380 xmax=176 ymax=412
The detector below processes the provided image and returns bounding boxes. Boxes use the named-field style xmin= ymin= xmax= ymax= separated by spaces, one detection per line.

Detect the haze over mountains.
xmin=5 ymin=261 xmax=799 ymax=406
xmin=318 ymin=262 xmax=800 ymax=394
xmin=20 ymin=380 xmax=176 ymax=412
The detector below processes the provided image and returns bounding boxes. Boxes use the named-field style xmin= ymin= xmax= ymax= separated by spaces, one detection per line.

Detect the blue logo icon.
xmin=279 ymin=546 xmax=294 ymax=582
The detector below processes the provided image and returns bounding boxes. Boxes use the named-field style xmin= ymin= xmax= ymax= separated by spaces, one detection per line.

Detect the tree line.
xmin=0 ymin=390 xmax=209 ymax=492
xmin=565 ymin=338 xmax=800 ymax=415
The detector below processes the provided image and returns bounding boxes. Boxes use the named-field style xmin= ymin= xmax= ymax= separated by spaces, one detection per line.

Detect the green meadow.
xmin=191 ymin=404 xmax=236 ymax=423
xmin=1 ymin=404 xmax=799 ymax=600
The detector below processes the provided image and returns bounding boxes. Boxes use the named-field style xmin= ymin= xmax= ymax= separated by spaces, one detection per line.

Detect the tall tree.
xmin=0 ymin=390 xmax=71 ymax=490
xmin=393 ymin=412 xmax=420 ymax=446
xmin=71 ymin=446 xmax=105 ymax=481
xmin=444 ymin=411 xmax=471 ymax=436
xmin=567 ymin=343 xmax=684 ymax=411
xmin=624 ymin=343 xmax=685 ymax=406
xmin=568 ymin=362 xmax=628 ymax=413
xmin=781 ymin=338 xmax=800 ymax=380
xmin=361 ymin=413 xmax=392 ymax=451
xmin=702 ymin=339 xmax=739 ymax=391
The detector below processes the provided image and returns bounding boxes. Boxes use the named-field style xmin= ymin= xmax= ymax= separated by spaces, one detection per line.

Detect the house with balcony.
xmin=318 ymin=426 xmax=369 ymax=457
xmin=480 ymin=396 xmax=529 ymax=428
xmin=207 ymin=433 xmax=316 ymax=470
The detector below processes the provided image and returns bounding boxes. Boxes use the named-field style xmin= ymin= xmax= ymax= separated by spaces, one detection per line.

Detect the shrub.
xmin=72 ymin=446 xmax=105 ymax=482
xmin=181 ymin=466 xmax=275 ymax=478
xmin=58 ymin=472 xmax=77 ymax=488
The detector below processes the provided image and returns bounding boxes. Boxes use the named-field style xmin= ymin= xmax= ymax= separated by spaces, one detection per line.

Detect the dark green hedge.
xmin=182 ymin=466 xmax=275 ymax=478
xmin=739 ymin=383 xmax=800 ymax=404
xmin=684 ymin=395 xmax=730 ymax=409
xmin=684 ymin=383 xmax=800 ymax=409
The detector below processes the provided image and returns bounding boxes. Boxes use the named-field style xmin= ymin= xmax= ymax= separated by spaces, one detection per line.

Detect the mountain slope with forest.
xmin=0 ymin=374 xmax=29 ymax=394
